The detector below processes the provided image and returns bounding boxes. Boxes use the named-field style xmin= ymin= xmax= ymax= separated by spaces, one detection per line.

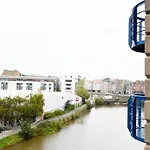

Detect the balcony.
xmin=127 ymin=94 xmax=146 ymax=143
xmin=128 ymin=1 xmax=145 ymax=53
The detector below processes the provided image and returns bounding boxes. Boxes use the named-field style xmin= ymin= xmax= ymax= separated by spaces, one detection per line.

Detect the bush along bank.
xmin=85 ymin=101 xmax=94 ymax=110
xmin=33 ymin=105 xmax=88 ymax=136
xmin=0 ymin=104 xmax=88 ymax=150
xmin=94 ymin=98 xmax=104 ymax=107
xmin=44 ymin=103 xmax=75 ymax=120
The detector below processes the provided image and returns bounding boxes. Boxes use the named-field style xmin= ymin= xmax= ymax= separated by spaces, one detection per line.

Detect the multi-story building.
xmin=59 ymin=75 xmax=76 ymax=94
xmin=124 ymin=80 xmax=133 ymax=94
xmin=92 ymin=79 xmax=101 ymax=92
xmin=100 ymin=78 xmax=112 ymax=94
xmin=0 ymin=74 xmax=58 ymax=98
xmin=111 ymin=80 xmax=117 ymax=94
xmin=75 ymin=75 xmax=81 ymax=84
xmin=133 ymin=80 xmax=145 ymax=94
xmin=115 ymin=79 xmax=124 ymax=94
xmin=83 ymin=79 xmax=93 ymax=91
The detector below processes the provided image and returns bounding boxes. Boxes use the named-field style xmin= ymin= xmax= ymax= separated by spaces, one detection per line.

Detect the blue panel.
xmin=127 ymin=94 xmax=146 ymax=143
xmin=128 ymin=1 xmax=145 ymax=53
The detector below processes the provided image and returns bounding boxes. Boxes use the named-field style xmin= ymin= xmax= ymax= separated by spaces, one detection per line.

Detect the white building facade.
xmin=0 ymin=80 xmax=54 ymax=98
xmin=0 ymin=75 xmax=59 ymax=98
xmin=59 ymin=75 xmax=76 ymax=94
xmin=92 ymin=79 xmax=101 ymax=92
xmin=84 ymin=79 xmax=93 ymax=91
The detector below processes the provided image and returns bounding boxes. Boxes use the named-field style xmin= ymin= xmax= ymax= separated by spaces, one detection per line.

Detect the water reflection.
xmin=4 ymin=107 xmax=144 ymax=150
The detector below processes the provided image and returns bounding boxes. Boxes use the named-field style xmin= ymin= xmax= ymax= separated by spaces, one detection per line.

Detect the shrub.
xmin=19 ymin=121 xmax=34 ymax=140
xmin=85 ymin=101 xmax=93 ymax=110
xmin=44 ymin=110 xmax=65 ymax=120
xmin=95 ymin=98 xmax=104 ymax=106
xmin=64 ymin=104 xmax=75 ymax=112
xmin=44 ymin=112 xmax=55 ymax=120
xmin=53 ymin=110 xmax=64 ymax=116
xmin=35 ymin=120 xmax=63 ymax=135
xmin=71 ymin=113 xmax=76 ymax=120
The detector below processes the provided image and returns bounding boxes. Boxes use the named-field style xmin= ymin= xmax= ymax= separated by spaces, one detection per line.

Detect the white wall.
xmin=0 ymin=81 xmax=54 ymax=98
xmin=43 ymin=92 xmax=82 ymax=112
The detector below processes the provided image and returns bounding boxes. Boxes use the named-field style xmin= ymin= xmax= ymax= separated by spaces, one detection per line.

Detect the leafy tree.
xmin=75 ymin=78 xmax=85 ymax=91
xmin=76 ymin=88 xmax=90 ymax=104
xmin=0 ymin=93 xmax=45 ymax=126
xmin=16 ymin=93 xmax=44 ymax=122
xmin=28 ymin=93 xmax=44 ymax=122
xmin=0 ymin=97 xmax=16 ymax=126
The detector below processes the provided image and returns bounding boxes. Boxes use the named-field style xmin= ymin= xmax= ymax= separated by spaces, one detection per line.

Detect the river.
xmin=3 ymin=106 xmax=144 ymax=150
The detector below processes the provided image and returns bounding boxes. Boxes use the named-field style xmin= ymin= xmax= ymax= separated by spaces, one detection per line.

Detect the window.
xmin=66 ymin=87 xmax=71 ymax=90
xmin=66 ymin=84 xmax=71 ymax=86
xmin=16 ymin=83 xmax=23 ymax=90
xmin=40 ymin=83 xmax=47 ymax=91
xmin=65 ymin=80 xmax=72 ymax=82
xmin=1 ymin=82 xmax=8 ymax=90
xmin=26 ymin=83 xmax=32 ymax=90
xmin=49 ymin=84 xmax=51 ymax=90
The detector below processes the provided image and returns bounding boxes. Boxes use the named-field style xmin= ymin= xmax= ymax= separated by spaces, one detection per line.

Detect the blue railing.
xmin=127 ymin=94 xmax=146 ymax=143
xmin=128 ymin=1 xmax=145 ymax=53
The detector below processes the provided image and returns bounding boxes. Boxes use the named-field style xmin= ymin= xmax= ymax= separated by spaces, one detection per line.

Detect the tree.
xmin=76 ymin=88 xmax=90 ymax=104
xmin=75 ymin=78 xmax=85 ymax=91
xmin=0 ymin=93 xmax=45 ymax=126
xmin=18 ymin=93 xmax=44 ymax=122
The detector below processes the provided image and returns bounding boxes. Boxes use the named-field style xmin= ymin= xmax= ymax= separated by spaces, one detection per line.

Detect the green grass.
xmin=0 ymin=134 xmax=23 ymax=149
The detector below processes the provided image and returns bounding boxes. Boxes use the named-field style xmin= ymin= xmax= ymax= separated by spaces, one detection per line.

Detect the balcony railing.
xmin=127 ymin=94 xmax=146 ymax=143
xmin=128 ymin=1 xmax=145 ymax=53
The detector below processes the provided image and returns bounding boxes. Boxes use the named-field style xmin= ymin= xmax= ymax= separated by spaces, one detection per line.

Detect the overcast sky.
xmin=0 ymin=0 xmax=146 ymax=81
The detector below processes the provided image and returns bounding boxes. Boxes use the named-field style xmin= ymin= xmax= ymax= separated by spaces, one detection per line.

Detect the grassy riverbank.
xmin=0 ymin=105 xmax=88 ymax=150
xmin=0 ymin=134 xmax=23 ymax=149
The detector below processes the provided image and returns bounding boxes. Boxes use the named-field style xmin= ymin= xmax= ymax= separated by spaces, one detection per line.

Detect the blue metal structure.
xmin=128 ymin=1 xmax=145 ymax=53
xmin=128 ymin=0 xmax=146 ymax=143
xmin=127 ymin=94 xmax=146 ymax=143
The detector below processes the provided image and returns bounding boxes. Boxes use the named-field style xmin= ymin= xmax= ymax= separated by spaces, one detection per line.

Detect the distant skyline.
xmin=0 ymin=69 xmax=144 ymax=82
xmin=0 ymin=0 xmax=146 ymax=81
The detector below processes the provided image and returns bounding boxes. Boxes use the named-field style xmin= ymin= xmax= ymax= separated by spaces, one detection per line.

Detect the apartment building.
xmin=115 ymin=79 xmax=124 ymax=94
xmin=92 ymin=79 xmax=101 ymax=92
xmin=133 ymin=80 xmax=145 ymax=94
xmin=59 ymin=75 xmax=76 ymax=94
xmin=100 ymin=78 xmax=112 ymax=93
xmin=83 ymin=79 xmax=93 ymax=91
